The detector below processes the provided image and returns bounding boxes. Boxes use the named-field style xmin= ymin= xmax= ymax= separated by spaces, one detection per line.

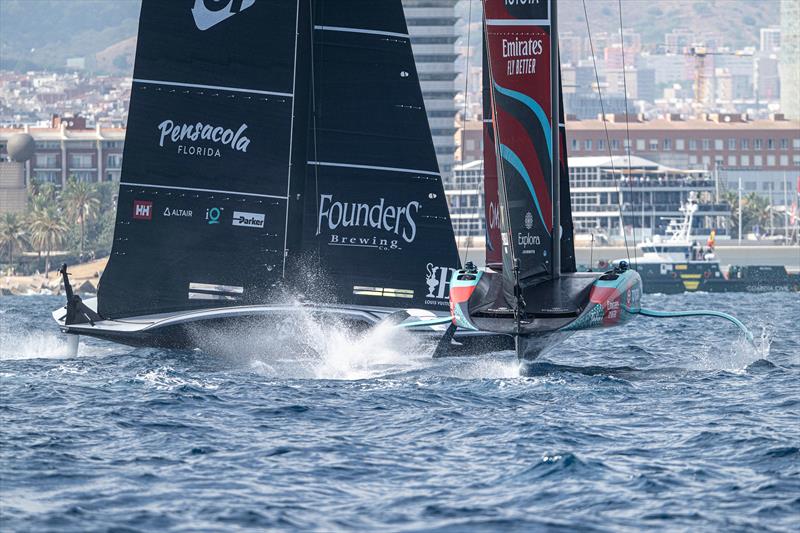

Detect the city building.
xmin=403 ymin=0 xmax=459 ymax=180
xmin=780 ymin=0 xmax=800 ymax=119
xmin=568 ymin=155 xmax=729 ymax=239
xmin=443 ymin=156 xmax=731 ymax=240
xmin=760 ymin=26 xmax=781 ymax=53
xmin=455 ymin=120 xmax=482 ymax=165
xmin=0 ymin=116 xmax=125 ymax=187
xmin=754 ymin=52 xmax=781 ymax=100
xmin=718 ymin=167 xmax=799 ymax=208
xmin=0 ymin=162 xmax=26 ymax=214
xmin=446 ymin=160 xmax=484 ymax=237
xmin=565 ymin=114 xmax=800 ymax=174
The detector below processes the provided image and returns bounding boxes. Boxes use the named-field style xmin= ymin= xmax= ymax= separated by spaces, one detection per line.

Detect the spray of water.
xmin=188 ymin=302 xmax=434 ymax=380
xmin=0 ymin=329 xmax=114 ymax=361
xmin=691 ymin=325 xmax=773 ymax=372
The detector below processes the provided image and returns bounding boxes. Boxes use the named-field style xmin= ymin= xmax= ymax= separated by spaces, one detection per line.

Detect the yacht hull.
xmin=450 ymin=268 xmax=642 ymax=361
xmin=52 ymin=299 xmax=513 ymax=355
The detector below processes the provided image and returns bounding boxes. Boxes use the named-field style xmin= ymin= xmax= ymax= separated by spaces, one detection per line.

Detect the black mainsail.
xmin=100 ymin=0 xmax=306 ymax=318
xmin=303 ymin=0 xmax=459 ymax=311
xmin=78 ymin=0 xmax=459 ymax=328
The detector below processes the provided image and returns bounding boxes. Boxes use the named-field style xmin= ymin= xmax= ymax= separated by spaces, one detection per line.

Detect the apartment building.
xmin=0 ymin=117 xmax=125 ymax=187
xmin=403 ymin=0 xmax=459 ymax=180
xmin=565 ymin=113 xmax=800 ymax=173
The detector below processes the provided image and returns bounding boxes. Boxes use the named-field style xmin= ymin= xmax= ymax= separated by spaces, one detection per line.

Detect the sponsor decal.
xmin=191 ymin=0 xmax=255 ymax=31
xmin=157 ymin=120 xmax=250 ymax=158
xmin=133 ymin=200 xmax=153 ymax=220
xmin=518 ymin=232 xmax=541 ymax=248
xmin=425 ymin=262 xmax=457 ymax=306
xmin=488 ymin=201 xmax=500 ymax=230
xmin=232 ymin=211 xmax=265 ymax=228
xmin=162 ymin=207 xmax=193 ymax=218
xmin=205 ymin=207 xmax=223 ymax=224
xmin=316 ymin=194 xmax=420 ymax=251
xmin=518 ymin=211 xmax=542 ymax=253
xmin=502 ymin=36 xmax=543 ymax=75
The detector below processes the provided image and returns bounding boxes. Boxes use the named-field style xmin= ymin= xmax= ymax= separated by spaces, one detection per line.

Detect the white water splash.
xmin=692 ymin=325 xmax=773 ymax=372
xmin=444 ymin=354 xmax=521 ymax=379
xmin=191 ymin=307 xmax=433 ymax=380
xmin=136 ymin=365 xmax=220 ymax=391
xmin=0 ymin=330 xmax=113 ymax=361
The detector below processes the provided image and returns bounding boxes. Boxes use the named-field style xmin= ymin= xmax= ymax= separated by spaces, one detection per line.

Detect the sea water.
xmin=1 ymin=293 xmax=798 ymax=531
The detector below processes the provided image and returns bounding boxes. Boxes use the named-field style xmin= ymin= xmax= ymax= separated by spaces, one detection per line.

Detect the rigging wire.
xmin=582 ymin=0 xmax=631 ymax=265
xmin=458 ymin=0 xmax=475 ymax=265
xmin=309 ymin=0 xmax=322 ymax=268
xmin=618 ymin=0 xmax=639 ymax=267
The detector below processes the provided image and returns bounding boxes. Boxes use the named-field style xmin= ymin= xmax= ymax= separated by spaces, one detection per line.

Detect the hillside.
xmin=0 ymin=0 xmax=140 ymax=72
xmin=0 ymin=0 xmax=782 ymax=74
xmin=559 ymin=0 xmax=780 ymax=50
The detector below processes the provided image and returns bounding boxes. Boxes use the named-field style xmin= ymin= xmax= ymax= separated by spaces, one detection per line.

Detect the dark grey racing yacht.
xmin=53 ymin=0 xmax=512 ymax=355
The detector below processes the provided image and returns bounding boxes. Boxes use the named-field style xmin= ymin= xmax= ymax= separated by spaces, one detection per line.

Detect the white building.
xmin=446 ymin=160 xmax=484 ymax=237
xmin=443 ymin=156 xmax=732 ymax=240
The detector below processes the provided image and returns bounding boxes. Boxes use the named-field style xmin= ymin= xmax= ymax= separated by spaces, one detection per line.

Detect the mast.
xmin=482 ymin=12 xmax=520 ymax=284
xmin=550 ymin=0 xmax=560 ymax=278
xmin=483 ymin=32 xmax=502 ymax=269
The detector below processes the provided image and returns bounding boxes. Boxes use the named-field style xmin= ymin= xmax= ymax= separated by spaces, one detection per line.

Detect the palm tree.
xmin=30 ymin=180 xmax=59 ymax=210
xmin=28 ymin=207 xmax=68 ymax=277
xmin=723 ymin=190 xmax=773 ymax=238
xmin=27 ymin=180 xmax=61 ymax=263
xmin=0 ymin=213 xmax=30 ymax=274
xmin=62 ymin=178 xmax=100 ymax=258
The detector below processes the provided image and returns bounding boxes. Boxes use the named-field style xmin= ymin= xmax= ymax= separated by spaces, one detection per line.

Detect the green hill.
xmin=0 ymin=0 xmax=782 ymax=73
xmin=0 ymin=0 xmax=140 ymax=72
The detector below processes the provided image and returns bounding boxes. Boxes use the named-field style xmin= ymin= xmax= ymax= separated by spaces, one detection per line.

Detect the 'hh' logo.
xmin=133 ymin=200 xmax=153 ymax=220
xmin=191 ymin=0 xmax=255 ymax=31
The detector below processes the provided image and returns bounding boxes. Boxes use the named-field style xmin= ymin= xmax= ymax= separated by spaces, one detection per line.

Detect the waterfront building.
xmin=0 ymin=162 xmax=26 ymax=214
xmin=565 ymin=114 xmax=800 ymax=173
xmin=445 ymin=156 xmax=731 ymax=240
xmin=568 ymin=155 xmax=729 ymax=239
xmin=0 ymin=117 xmax=125 ymax=187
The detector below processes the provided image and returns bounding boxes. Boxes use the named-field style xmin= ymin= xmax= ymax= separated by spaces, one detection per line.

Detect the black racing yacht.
xmin=53 ymin=0 xmax=512 ymax=354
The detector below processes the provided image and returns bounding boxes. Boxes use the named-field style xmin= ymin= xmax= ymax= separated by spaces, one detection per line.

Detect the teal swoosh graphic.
xmin=499 ymin=143 xmax=550 ymax=235
xmin=493 ymin=82 xmax=552 ymax=159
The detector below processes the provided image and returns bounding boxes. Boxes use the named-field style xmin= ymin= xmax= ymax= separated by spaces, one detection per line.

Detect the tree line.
xmin=0 ymin=178 xmax=116 ymax=276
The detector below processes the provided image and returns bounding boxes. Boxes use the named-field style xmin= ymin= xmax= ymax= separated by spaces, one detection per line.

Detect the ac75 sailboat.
xmin=445 ymin=0 xmax=757 ymax=362
xmin=53 ymin=0 xmax=511 ymax=354
xmin=447 ymin=0 xmax=643 ymax=360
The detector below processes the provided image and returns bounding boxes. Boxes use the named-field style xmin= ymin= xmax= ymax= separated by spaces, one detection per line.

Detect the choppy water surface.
xmin=1 ymin=293 xmax=798 ymax=531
